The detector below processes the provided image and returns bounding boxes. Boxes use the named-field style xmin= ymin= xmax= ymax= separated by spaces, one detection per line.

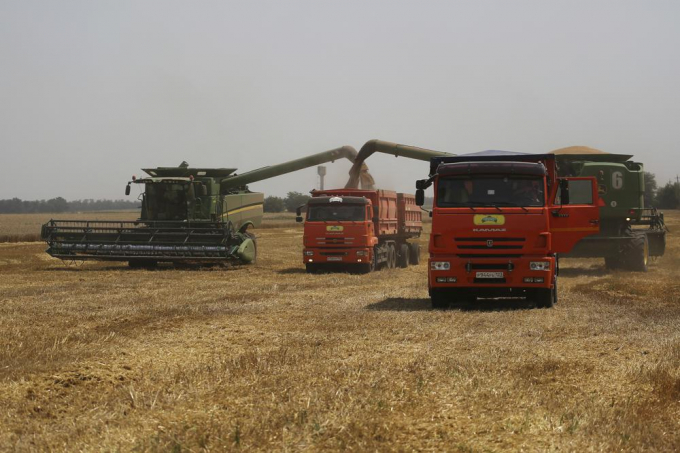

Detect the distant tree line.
xmin=0 ymin=198 xmax=138 ymax=214
xmin=644 ymin=172 xmax=680 ymax=209
xmin=264 ymin=192 xmax=312 ymax=213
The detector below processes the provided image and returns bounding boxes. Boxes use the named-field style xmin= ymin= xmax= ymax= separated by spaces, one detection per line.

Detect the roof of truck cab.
xmin=437 ymin=161 xmax=547 ymax=177
xmin=307 ymin=196 xmax=369 ymax=205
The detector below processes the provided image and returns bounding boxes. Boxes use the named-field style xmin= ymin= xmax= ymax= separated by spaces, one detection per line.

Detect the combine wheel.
xmin=624 ymin=232 xmax=649 ymax=272
xmin=408 ymin=243 xmax=421 ymax=265
xmin=397 ymin=243 xmax=409 ymax=268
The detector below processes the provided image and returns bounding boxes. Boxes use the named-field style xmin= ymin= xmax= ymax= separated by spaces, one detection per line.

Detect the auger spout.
xmin=345 ymin=140 xmax=454 ymax=189
xmin=222 ymin=146 xmax=359 ymax=191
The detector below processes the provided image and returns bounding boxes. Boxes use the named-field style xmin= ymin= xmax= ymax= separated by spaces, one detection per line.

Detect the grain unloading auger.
xmin=345 ymin=139 xmax=454 ymax=189
xmin=41 ymin=146 xmax=360 ymax=267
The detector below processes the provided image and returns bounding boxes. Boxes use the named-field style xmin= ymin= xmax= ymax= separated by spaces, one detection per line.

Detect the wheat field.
xmin=0 ymin=212 xmax=678 ymax=451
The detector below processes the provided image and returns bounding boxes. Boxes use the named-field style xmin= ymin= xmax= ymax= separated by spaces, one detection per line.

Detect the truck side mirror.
xmin=296 ymin=216 xmax=303 ymax=223
xmin=416 ymin=180 xmax=427 ymax=190
xmin=295 ymin=206 xmax=303 ymax=223
xmin=200 ymin=184 xmax=208 ymax=196
xmin=125 ymin=184 xmax=131 ymax=196
xmin=415 ymin=189 xmax=425 ymax=206
xmin=559 ymin=179 xmax=570 ymax=205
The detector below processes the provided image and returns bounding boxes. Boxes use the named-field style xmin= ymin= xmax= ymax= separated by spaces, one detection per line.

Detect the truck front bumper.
xmin=428 ymin=255 xmax=555 ymax=295
xmin=303 ymin=247 xmax=372 ymax=265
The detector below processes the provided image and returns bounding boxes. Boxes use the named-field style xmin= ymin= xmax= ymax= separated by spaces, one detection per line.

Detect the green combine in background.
xmin=41 ymin=147 xmax=359 ymax=267
xmin=551 ymin=146 xmax=667 ymax=271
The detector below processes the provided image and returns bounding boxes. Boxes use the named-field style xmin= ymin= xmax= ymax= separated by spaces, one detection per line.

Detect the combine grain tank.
xmin=297 ymin=189 xmax=423 ymax=273
xmin=41 ymin=147 xmax=359 ymax=267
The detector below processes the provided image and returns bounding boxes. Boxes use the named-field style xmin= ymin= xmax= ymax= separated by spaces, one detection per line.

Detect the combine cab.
xmin=42 ymin=147 xmax=361 ymax=267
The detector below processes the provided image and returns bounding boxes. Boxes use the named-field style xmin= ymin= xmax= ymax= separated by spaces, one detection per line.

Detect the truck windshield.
xmin=307 ymin=205 xmax=366 ymax=222
xmin=145 ymin=183 xmax=188 ymax=220
xmin=437 ymin=176 xmax=545 ymax=207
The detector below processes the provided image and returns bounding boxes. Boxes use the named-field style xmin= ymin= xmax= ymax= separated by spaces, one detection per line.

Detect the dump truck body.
xmin=417 ymin=152 xmax=601 ymax=308
xmin=299 ymin=189 xmax=423 ymax=273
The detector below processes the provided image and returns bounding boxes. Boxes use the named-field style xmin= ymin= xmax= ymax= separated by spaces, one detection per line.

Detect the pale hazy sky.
xmin=1 ymin=0 xmax=679 ymax=200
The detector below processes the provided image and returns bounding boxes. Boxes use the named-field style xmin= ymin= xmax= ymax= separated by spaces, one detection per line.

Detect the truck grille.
xmin=315 ymin=237 xmax=354 ymax=245
xmin=455 ymin=237 xmax=525 ymax=251
xmin=470 ymin=263 xmax=512 ymax=270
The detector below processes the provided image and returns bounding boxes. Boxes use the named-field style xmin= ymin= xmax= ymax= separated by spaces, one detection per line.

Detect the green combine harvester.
xmin=551 ymin=146 xmax=667 ymax=271
xmin=41 ymin=147 xmax=359 ymax=267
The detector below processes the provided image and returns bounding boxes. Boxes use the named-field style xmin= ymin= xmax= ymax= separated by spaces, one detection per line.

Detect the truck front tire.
xmin=430 ymin=289 xmax=449 ymax=309
xmin=535 ymin=286 xmax=555 ymax=309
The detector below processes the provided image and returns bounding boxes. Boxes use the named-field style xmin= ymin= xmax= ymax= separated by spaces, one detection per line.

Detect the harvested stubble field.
xmin=0 ymin=212 xmax=678 ymax=452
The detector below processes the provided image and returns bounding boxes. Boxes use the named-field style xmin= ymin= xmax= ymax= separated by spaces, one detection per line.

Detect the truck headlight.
xmin=529 ymin=261 xmax=550 ymax=271
xmin=356 ymin=250 xmax=367 ymax=256
xmin=430 ymin=261 xmax=450 ymax=271
xmin=304 ymin=251 xmax=314 ymax=256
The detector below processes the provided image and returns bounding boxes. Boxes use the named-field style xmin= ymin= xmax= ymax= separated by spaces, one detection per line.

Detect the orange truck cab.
xmin=415 ymin=152 xmax=601 ymax=308
xmin=297 ymin=189 xmax=422 ymax=273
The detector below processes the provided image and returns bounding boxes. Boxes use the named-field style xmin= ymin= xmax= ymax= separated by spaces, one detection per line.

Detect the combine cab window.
xmin=437 ymin=176 xmax=545 ymax=207
xmin=307 ymin=205 xmax=366 ymax=222
xmin=146 ymin=183 xmax=188 ymax=220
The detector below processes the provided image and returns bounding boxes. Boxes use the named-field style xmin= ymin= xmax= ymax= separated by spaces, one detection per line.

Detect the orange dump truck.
xmin=296 ymin=189 xmax=423 ymax=273
xmin=415 ymin=152 xmax=601 ymax=308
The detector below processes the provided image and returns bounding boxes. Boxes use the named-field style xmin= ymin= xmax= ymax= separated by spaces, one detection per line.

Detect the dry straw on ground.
xmin=0 ymin=212 xmax=678 ymax=451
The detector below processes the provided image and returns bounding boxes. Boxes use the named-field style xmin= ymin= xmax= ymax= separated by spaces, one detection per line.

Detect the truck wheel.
xmin=535 ymin=287 xmax=555 ymax=309
xmin=624 ymin=233 xmax=649 ymax=272
xmin=306 ymin=264 xmax=319 ymax=274
xmin=387 ymin=244 xmax=396 ymax=269
xmin=398 ymin=244 xmax=409 ymax=268
xmin=359 ymin=253 xmax=376 ymax=274
xmin=430 ymin=289 xmax=449 ymax=309
xmin=408 ymin=243 xmax=421 ymax=265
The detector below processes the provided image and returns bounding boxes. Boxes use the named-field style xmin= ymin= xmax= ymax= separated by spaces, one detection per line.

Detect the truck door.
xmin=549 ymin=177 xmax=601 ymax=253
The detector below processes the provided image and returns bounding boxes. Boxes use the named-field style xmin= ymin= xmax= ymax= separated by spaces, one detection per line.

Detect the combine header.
xmin=41 ymin=147 xmax=361 ymax=267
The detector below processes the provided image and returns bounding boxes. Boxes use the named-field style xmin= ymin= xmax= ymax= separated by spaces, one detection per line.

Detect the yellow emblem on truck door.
xmin=327 ymin=225 xmax=344 ymax=232
xmin=473 ymin=214 xmax=505 ymax=226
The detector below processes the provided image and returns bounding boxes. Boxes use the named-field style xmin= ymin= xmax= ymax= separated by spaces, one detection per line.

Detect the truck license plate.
xmin=476 ymin=271 xmax=503 ymax=279
xmin=326 ymin=256 xmax=342 ymax=262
